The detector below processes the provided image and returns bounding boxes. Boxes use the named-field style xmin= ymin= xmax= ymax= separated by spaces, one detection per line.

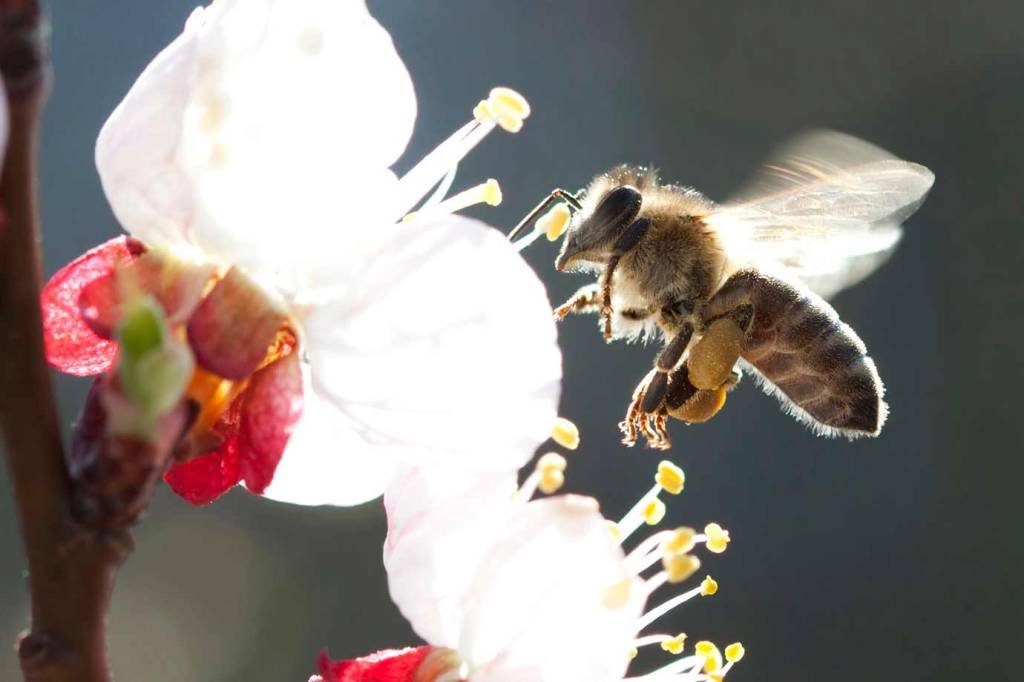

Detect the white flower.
xmin=382 ymin=459 xmax=745 ymax=681
xmin=58 ymin=0 xmax=562 ymax=506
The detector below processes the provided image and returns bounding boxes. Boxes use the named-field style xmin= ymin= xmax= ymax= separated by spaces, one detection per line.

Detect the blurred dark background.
xmin=2 ymin=0 xmax=1022 ymax=680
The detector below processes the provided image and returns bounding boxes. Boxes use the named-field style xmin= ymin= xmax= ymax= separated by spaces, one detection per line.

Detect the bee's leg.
xmin=689 ymin=302 xmax=754 ymax=390
xmin=619 ymin=323 xmax=693 ymax=449
xmin=664 ymin=362 xmax=729 ymax=425
xmin=692 ymin=280 xmax=757 ymax=387
xmin=553 ymin=284 xmax=602 ymax=320
xmin=599 ymin=217 xmax=651 ymax=341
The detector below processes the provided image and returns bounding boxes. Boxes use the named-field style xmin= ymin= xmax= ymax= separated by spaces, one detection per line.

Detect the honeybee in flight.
xmin=509 ymin=131 xmax=934 ymax=449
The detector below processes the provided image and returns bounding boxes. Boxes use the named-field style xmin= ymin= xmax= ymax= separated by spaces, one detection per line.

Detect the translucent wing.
xmin=706 ymin=130 xmax=934 ymax=298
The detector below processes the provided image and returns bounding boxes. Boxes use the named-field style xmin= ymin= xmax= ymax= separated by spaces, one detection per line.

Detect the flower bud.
xmin=116 ymin=296 xmax=194 ymax=426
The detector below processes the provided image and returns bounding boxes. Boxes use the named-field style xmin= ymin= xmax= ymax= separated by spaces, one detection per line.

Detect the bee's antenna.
xmin=507 ymin=188 xmax=582 ymax=241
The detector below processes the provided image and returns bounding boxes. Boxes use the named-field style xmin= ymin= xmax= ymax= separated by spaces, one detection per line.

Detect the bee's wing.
xmin=705 ymin=130 xmax=934 ymax=298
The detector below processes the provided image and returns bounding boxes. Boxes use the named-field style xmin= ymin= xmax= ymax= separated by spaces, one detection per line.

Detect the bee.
xmin=510 ymin=131 xmax=934 ymax=449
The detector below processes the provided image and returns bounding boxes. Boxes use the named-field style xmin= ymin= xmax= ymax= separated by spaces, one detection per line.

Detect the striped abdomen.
xmin=703 ymin=269 xmax=886 ymax=437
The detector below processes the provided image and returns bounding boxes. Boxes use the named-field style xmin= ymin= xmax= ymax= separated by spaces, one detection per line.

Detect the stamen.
xmin=485 ymin=87 xmax=531 ymax=133
xmin=537 ymin=452 xmax=567 ymax=494
xmin=704 ymin=523 xmax=731 ymax=554
xmin=637 ymin=582 xmax=704 ymax=630
xmin=473 ymin=99 xmax=495 ymax=123
xmin=431 ymin=178 xmax=502 ymax=214
xmin=695 ymin=641 xmax=723 ymax=674
xmin=631 ymin=632 xmax=688 ymax=656
xmin=419 ymin=163 xmax=459 ymax=212
xmin=606 ymin=520 xmax=623 ymax=541
xmin=626 ymin=529 xmax=675 ymax=558
xmin=539 ymin=203 xmax=573 ymax=241
xmin=643 ymin=498 xmax=667 ymax=525
xmin=662 ymin=553 xmax=701 ymax=585
xmin=618 ymin=461 xmax=683 ymax=542
xmin=656 ymin=460 xmax=685 ymax=495
xmin=724 ymin=643 xmax=745 ymax=663
xmin=664 ymin=527 xmax=697 ymax=554
xmin=516 ymin=452 xmax=568 ymax=501
xmin=391 ymin=117 xmax=496 ymax=221
xmin=551 ymin=417 xmax=580 ymax=449
xmin=700 ymin=576 xmax=718 ymax=596
xmin=489 ymin=87 xmax=531 ymax=119
xmin=661 ymin=633 xmax=687 ymax=655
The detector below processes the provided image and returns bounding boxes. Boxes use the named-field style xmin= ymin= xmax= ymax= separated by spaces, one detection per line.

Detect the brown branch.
xmin=0 ymin=3 xmax=123 ymax=681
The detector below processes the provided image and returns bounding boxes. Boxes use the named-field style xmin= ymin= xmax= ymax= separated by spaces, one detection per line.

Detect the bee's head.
xmin=555 ymin=184 xmax=643 ymax=272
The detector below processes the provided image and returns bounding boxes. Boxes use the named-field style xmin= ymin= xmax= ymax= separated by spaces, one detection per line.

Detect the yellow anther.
xmin=401 ymin=211 xmax=418 ymax=223
xmin=643 ymin=498 xmax=666 ymax=525
xmin=473 ymin=99 xmax=494 ymax=123
xmin=430 ymin=180 xmax=503 ymax=216
xmin=655 ymin=461 xmax=685 ymax=495
xmin=489 ymin=87 xmax=531 ymax=118
xmin=602 ymin=577 xmax=634 ymax=610
xmin=628 ymin=647 xmax=638 ymax=661
xmin=700 ymin=575 xmax=719 ymax=596
xmin=551 ymin=417 xmax=580 ymax=450
xmin=663 ymin=553 xmax=700 ymax=584
xmin=481 ymin=178 xmax=502 ymax=206
xmin=663 ymin=527 xmax=696 ymax=554
xmin=661 ymin=633 xmax=687 ymax=655
xmin=695 ymin=641 xmax=723 ymax=673
xmin=494 ymin=112 xmax=524 ymax=134
xmin=478 ymin=87 xmax=530 ymax=133
xmin=704 ymin=523 xmax=731 ymax=554
xmin=606 ymin=520 xmax=623 ymax=541
xmin=538 ymin=203 xmax=573 ymax=241
xmin=695 ymin=641 xmax=717 ymax=657
xmin=724 ymin=642 xmax=745 ymax=663
xmin=538 ymin=469 xmax=565 ymax=495
xmin=538 ymin=452 xmax=567 ymax=472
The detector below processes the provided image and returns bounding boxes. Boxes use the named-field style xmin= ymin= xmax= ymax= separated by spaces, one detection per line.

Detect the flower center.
xmin=183 ymin=325 xmax=298 ymax=452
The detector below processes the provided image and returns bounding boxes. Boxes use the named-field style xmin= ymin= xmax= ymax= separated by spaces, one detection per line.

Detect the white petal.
xmin=261 ymin=373 xmax=395 ymax=506
xmin=182 ymin=0 xmax=416 ymax=281
xmin=460 ymin=497 xmax=644 ymax=682
xmin=384 ymin=464 xmax=518 ymax=648
xmin=96 ymin=0 xmax=417 ymax=287
xmin=95 ymin=7 xmax=205 ymax=248
xmin=304 ymin=216 xmax=562 ymax=474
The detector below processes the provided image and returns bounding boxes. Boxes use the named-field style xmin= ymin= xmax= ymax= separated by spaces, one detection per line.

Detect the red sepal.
xmin=163 ymin=436 xmax=242 ymax=505
xmin=315 ymin=647 xmax=431 ymax=682
xmin=187 ymin=266 xmax=286 ymax=380
xmin=79 ymin=251 xmax=214 ymax=339
xmin=165 ymin=397 xmax=243 ymax=505
xmin=41 ymin=236 xmax=145 ymax=376
xmin=164 ymin=351 xmax=303 ymax=504
xmin=236 ymin=351 xmax=303 ymax=494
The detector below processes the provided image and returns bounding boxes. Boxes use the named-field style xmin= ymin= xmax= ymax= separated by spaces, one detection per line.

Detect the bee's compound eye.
xmin=590 ymin=185 xmax=643 ymax=235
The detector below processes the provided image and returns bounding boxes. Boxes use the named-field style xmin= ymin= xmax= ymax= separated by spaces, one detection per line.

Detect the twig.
xmin=0 ymin=3 xmax=127 ymax=680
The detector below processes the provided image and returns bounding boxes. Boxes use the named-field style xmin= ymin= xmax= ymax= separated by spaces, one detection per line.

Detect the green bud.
xmin=116 ymin=296 xmax=194 ymax=421
xmin=117 ymin=298 xmax=165 ymax=360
